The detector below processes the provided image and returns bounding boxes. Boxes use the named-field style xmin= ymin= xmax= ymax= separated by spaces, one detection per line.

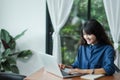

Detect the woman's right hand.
xmin=58 ymin=64 xmax=66 ymax=70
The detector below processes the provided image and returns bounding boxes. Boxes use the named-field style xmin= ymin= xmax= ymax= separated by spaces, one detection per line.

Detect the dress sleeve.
xmin=103 ymin=46 xmax=115 ymax=75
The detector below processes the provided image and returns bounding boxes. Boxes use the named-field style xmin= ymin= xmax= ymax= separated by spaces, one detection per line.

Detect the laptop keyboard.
xmin=61 ymin=70 xmax=70 ymax=76
xmin=61 ymin=68 xmax=84 ymax=78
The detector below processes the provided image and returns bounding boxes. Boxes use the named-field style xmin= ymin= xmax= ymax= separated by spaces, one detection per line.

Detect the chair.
xmin=0 ymin=72 xmax=26 ymax=80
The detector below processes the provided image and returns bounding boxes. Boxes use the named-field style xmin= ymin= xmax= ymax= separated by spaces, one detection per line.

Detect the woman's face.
xmin=83 ymin=30 xmax=97 ymax=45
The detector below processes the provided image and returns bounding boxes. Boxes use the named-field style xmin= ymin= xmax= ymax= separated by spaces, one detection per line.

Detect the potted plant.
xmin=0 ymin=29 xmax=32 ymax=74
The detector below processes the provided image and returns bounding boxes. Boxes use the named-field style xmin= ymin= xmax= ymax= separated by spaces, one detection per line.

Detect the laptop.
xmin=40 ymin=53 xmax=84 ymax=78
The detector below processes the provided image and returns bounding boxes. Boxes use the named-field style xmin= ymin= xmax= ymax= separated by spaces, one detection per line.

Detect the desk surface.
xmin=24 ymin=67 xmax=120 ymax=80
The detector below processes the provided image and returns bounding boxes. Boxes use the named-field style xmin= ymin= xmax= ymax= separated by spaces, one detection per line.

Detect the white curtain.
xmin=47 ymin=0 xmax=73 ymax=63
xmin=103 ymin=0 xmax=120 ymax=67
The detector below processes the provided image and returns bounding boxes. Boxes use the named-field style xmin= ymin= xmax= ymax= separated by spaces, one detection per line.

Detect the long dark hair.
xmin=80 ymin=19 xmax=113 ymax=47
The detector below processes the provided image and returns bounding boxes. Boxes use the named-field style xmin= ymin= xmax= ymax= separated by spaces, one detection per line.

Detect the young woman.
xmin=59 ymin=19 xmax=115 ymax=75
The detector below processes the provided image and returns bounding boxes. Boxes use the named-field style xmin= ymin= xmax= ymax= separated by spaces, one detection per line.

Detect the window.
xmin=60 ymin=0 xmax=111 ymax=65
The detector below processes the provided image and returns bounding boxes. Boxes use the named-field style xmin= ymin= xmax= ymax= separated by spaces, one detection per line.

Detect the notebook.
xmin=40 ymin=53 xmax=84 ymax=78
xmin=80 ymin=74 xmax=104 ymax=80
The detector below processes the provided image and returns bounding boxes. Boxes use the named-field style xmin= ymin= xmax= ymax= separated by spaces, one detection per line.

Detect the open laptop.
xmin=40 ymin=53 xmax=84 ymax=78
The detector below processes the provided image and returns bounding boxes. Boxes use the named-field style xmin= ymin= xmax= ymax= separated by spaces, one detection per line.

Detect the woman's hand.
xmin=58 ymin=64 xmax=73 ymax=70
xmin=69 ymin=68 xmax=87 ymax=74
xmin=69 ymin=68 xmax=80 ymax=74
xmin=58 ymin=64 xmax=66 ymax=69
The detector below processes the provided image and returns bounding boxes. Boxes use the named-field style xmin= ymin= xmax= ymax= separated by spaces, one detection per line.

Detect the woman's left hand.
xmin=69 ymin=68 xmax=86 ymax=74
xmin=69 ymin=68 xmax=80 ymax=74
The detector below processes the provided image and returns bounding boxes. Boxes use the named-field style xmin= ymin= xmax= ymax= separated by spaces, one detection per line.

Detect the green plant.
xmin=0 ymin=29 xmax=32 ymax=74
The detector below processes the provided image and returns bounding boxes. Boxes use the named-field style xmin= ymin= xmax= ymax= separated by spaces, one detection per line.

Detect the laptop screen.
xmin=40 ymin=53 xmax=63 ymax=77
xmin=40 ymin=53 xmax=85 ymax=78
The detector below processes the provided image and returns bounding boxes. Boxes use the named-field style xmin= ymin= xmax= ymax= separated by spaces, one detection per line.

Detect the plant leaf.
xmin=7 ymin=57 xmax=16 ymax=65
xmin=1 ymin=29 xmax=16 ymax=49
xmin=17 ymin=50 xmax=32 ymax=59
xmin=1 ymin=29 xmax=11 ymax=43
xmin=2 ymin=49 xmax=12 ymax=57
xmin=1 ymin=59 xmax=18 ymax=73
xmin=14 ymin=29 xmax=27 ymax=40
xmin=8 ymin=38 xmax=16 ymax=49
xmin=10 ymin=65 xmax=19 ymax=74
xmin=0 ymin=42 xmax=1 ymax=55
xmin=1 ymin=60 xmax=11 ymax=71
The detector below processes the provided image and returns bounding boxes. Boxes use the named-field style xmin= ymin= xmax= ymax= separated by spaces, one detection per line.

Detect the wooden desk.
xmin=24 ymin=67 xmax=120 ymax=80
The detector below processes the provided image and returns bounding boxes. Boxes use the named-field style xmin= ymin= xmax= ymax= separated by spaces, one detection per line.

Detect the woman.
xmin=59 ymin=19 xmax=115 ymax=75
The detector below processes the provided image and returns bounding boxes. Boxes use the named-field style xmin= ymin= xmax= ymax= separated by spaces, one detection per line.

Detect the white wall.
xmin=0 ymin=0 xmax=46 ymax=52
xmin=17 ymin=51 xmax=44 ymax=76
xmin=0 ymin=0 xmax=46 ymax=75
